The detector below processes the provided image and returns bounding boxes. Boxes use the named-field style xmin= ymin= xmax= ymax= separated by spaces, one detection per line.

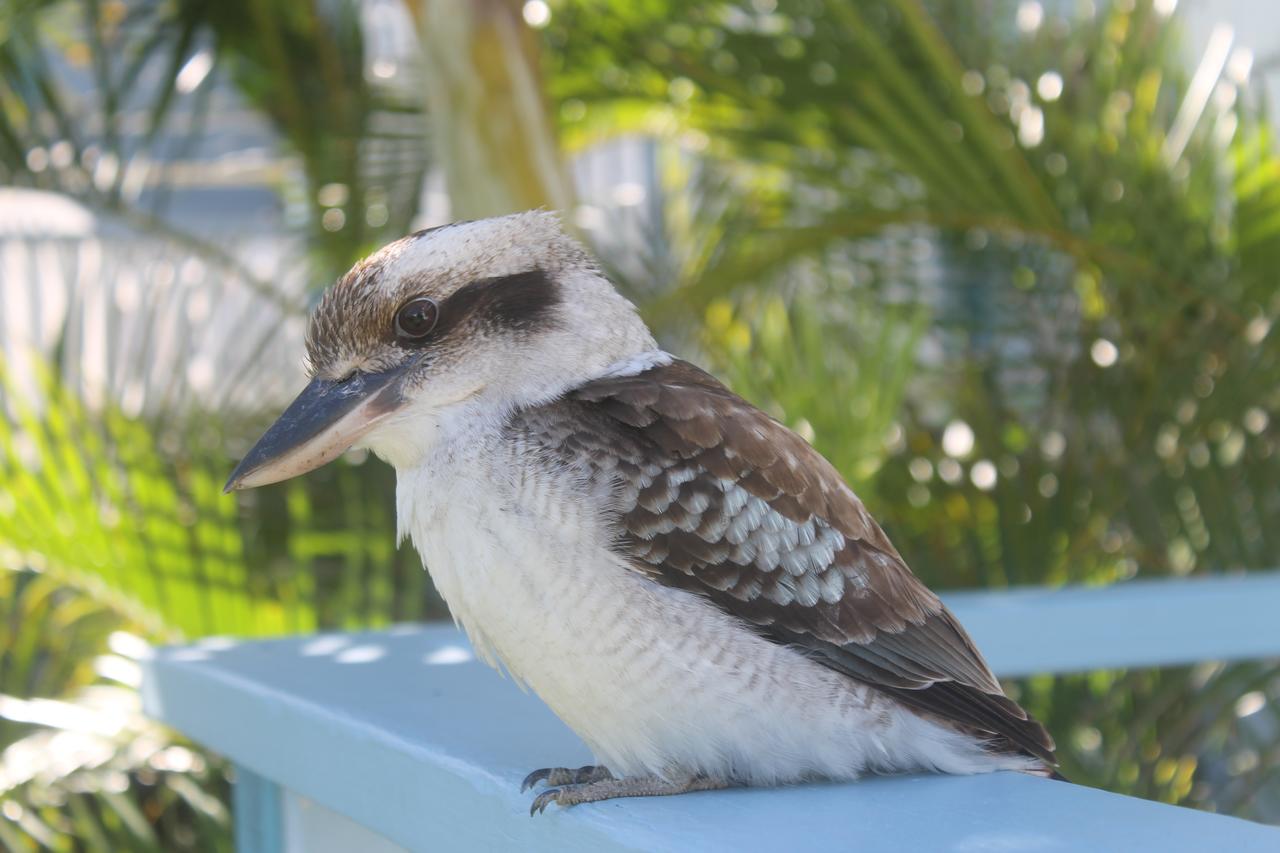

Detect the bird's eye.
xmin=394 ymin=297 xmax=439 ymax=342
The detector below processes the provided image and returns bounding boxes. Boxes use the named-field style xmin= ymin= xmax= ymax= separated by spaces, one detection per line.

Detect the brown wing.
xmin=534 ymin=359 xmax=1055 ymax=765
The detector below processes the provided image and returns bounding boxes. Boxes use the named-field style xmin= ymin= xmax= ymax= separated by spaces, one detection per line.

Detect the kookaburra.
xmin=226 ymin=212 xmax=1058 ymax=813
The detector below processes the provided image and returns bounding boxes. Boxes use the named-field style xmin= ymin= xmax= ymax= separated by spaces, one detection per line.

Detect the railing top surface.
xmin=141 ymin=575 xmax=1280 ymax=852
xmin=945 ymin=570 xmax=1280 ymax=676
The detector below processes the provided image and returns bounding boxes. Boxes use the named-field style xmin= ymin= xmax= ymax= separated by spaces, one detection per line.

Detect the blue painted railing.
xmin=140 ymin=573 xmax=1280 ymax=852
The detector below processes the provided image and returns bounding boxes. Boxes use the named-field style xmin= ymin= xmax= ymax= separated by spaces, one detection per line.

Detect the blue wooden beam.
xmin=140 ymin=583 xmax=1280 ymax=853
xmin=943 ymin=571 xmax=1280 ymax=677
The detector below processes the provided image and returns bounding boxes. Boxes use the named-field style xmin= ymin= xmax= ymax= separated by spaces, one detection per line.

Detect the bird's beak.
xmin=224 ymin=361 xmax=414 ymax=493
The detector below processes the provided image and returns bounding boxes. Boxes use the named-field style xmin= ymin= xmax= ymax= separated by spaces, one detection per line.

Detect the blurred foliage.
xmin=0 ymin=0 xmax=427 ymax=284
xmin=0 ymin=0 xmax=1278 ymax=845
xmin=200 ymin=0 xmax=429 ymax=279
xmin=0 ymin=569 xmax=230 ymax=851
xmin=704 ymin=290 xmax=928 ymax=492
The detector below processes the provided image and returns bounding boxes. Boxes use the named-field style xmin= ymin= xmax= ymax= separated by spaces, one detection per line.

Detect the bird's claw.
xmin=524 ymin=765 xmax=616 ymax=813
xmin=521 ymin=764 xmax=611 ymax=792
xmin=521 ymin=768 xmax=552 ymax=792
xmin=529 ymin=787 xmax=563 ymax=816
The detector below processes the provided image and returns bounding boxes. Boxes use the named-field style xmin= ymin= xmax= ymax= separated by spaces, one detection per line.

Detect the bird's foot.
xmin=528 ymin=773 xmax=729 ymax=815
xmin=521 ymin=764 xmax=613 ymax=792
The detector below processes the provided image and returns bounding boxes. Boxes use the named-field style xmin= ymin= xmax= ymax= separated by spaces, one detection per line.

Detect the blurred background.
xmin=1 ymin=0 xmax=1278 ymax=846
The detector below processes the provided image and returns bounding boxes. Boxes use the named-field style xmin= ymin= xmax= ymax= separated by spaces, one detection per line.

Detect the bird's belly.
xmin=406 ymin=491 xmax=914 ymax=783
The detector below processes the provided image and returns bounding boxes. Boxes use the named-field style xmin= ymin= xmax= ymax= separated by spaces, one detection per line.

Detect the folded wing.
xmin=519 ymin=359 xmax=1056 ymax=765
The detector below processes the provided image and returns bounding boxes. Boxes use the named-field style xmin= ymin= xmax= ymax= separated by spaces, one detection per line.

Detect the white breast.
xmin=395 ymin=420 xmax=1037 ymax=784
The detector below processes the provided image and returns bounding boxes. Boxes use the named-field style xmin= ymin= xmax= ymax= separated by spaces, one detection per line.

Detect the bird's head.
xmin=224 ymin=211 xmax=655 ymax=491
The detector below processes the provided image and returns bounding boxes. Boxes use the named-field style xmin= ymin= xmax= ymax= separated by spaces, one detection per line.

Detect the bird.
xmin=225 ymin=211 xmax=1059 ymax=814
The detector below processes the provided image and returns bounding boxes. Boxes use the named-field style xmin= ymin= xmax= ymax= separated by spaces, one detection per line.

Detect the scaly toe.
xmin=527 ymin=773 xmax=730 ymax=814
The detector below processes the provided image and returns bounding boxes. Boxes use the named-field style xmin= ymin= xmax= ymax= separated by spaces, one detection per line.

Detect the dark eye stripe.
xmin=436 ymin=269 xmax=561 ymax=336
